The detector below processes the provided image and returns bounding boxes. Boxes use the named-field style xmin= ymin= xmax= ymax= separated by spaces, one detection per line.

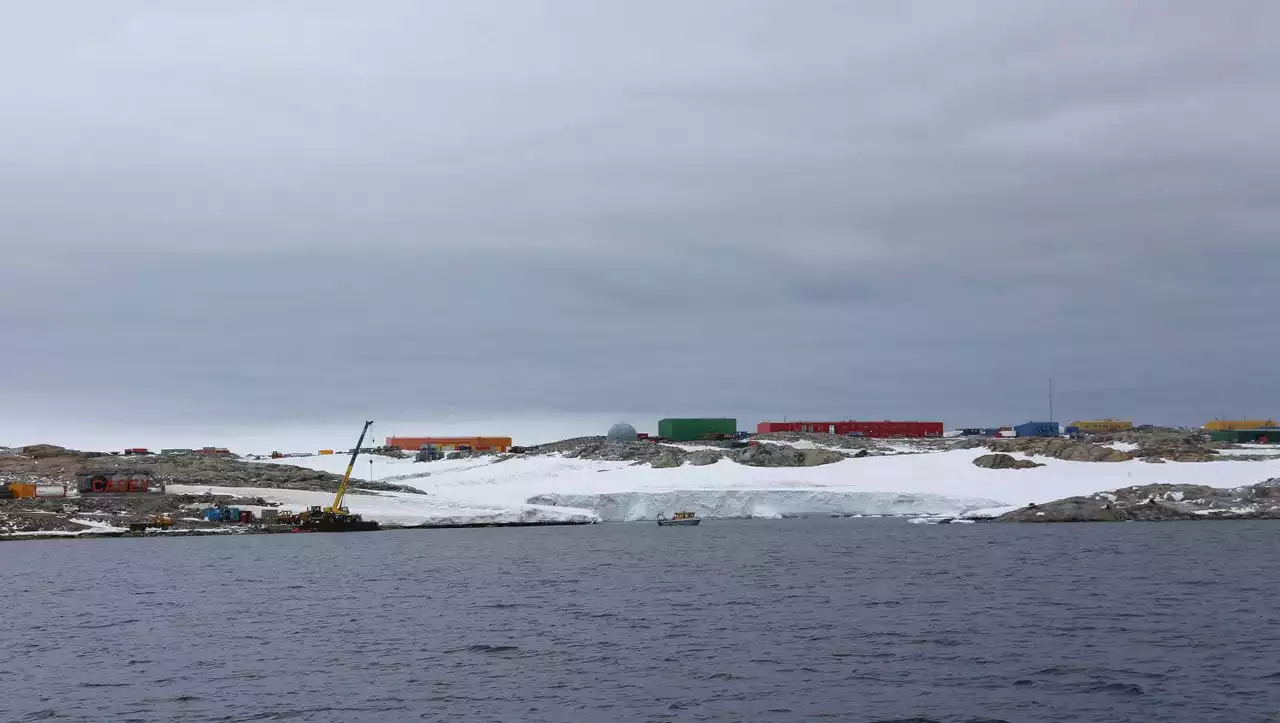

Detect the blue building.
xmin=1014 ymin=421 xmax=1060 ymax=438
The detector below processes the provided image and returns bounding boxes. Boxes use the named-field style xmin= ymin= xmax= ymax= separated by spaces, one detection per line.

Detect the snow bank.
xmin=8 ymin=518 xmax=128 ymax=538
xmin=1215 ymin=446 xmax=1280 ymax=457
xmin=529 ymin=489 xmax=1002 ymax=522
xmin=251 ymin=447 xmax=1280 ymax=522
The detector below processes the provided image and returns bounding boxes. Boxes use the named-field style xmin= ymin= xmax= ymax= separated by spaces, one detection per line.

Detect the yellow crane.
xmin=326 ymin=420 xmax=373 ymax=514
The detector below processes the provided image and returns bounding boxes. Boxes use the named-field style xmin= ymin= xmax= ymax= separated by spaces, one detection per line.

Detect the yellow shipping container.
xmin=1204 ymin=419 xmax=1277 ymax=431
xmin=7 ymin=483 xmax=36 ymax=498
xmin=318 ymin=449 xmax=334 ymax=455
xmin=1071 ymin=419 xmax=1134 ymax=434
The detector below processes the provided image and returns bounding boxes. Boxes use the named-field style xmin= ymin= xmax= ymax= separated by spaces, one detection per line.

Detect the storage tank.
xmin=607 ymin=423 xmax=638 ymax=442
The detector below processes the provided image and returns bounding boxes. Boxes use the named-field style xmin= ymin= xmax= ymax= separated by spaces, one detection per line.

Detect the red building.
xmin=757 ymin=420 xmax=944 ymax=438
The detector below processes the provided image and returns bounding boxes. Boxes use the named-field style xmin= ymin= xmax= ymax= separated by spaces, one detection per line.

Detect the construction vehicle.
xmin=278 ymin=421 xmax=380 ymax=533
xmin=128 ymin=514 xmax=174 ymax=532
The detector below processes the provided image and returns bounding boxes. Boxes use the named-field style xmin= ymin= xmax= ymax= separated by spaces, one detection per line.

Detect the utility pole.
xmin=1049 ymin=376 xmax=1055 ymax=423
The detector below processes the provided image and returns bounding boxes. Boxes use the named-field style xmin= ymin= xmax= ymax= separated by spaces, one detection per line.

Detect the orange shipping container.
xmin=386 ymin=436 xmax=513 ymax=453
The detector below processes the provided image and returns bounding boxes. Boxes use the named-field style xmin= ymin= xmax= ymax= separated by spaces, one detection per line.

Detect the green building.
xmin=1209 ymin=428 xmax=1280 ymax=444
xmin=657 ymin=418 xmax=737 ymax=442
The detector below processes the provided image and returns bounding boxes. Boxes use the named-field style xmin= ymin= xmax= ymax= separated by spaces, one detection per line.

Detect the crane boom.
xmin=328 ymin=420 xmax=373 ymax=513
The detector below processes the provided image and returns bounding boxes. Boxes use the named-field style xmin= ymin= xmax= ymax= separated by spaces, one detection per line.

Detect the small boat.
xmin=657 ymin=511 xmax=701 ymax=526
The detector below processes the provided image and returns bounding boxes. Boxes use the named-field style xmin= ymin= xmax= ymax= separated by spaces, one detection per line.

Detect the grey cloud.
xmin=2 ymin=0 xmax=1278 ymax=433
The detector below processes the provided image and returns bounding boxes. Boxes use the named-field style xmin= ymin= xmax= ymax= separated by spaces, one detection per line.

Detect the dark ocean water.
xmin=2 ymin=519 xmax=1278 ymax=723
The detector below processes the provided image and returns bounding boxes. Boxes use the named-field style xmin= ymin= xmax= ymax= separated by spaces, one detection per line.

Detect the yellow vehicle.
xmin=283 ymin=422 xmax=380 ymax=533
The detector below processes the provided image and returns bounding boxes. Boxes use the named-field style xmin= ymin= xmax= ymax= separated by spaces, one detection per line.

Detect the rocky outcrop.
xmin=0 ymin=447 xmax=422 ymax=494
xmin=650 ymin=452 xmax=683 ymax=469
xmin=530 ymin=437 xmax=849 ymax=469
xmin=983 ymin=438 xmax=1133 ymax=462
xmin=20 ymin=444 xmax=108 ymax=460
xmin=686 ymin=450 xmax=721 ymax=467
xmin=972 ymin=453 xmax=1044 ymax=470
xmin=539 ymin=438 xmax=682 ymax=465
xmin=1093 ymin=429 xmax=1211 ymax=445
xmin=1133 ymin=438 xmax=1219 ymax=463
xmin=727 ymin=444 xmax=845 ymax=468
xmin=995 ymin=479 xmax=1280 ymax=522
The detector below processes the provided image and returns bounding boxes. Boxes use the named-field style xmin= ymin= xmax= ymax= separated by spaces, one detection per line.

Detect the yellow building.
xmin=1204 ymin=419 xmax=1277 ymax=431
xmin=1071 ymin=419 xmax=1134 ymax=434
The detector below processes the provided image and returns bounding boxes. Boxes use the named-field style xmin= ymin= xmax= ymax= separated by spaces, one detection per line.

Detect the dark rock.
xmin=973 ymin=453 xmax=1045 ymax=470
xmin=650 ymin=452 xmax=683 ymax=469
xmin=799 ymin=448 xmax=847 ymax=466
xmin=983 ymin=438 xmax=1133 ymax=462
xmin=1132 ymin=440 xmax=1219 ymax=462
xmin=686 ymin=450 xmax=721 ymax=467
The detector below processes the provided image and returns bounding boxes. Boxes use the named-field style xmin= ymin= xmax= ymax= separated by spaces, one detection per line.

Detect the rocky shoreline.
xmin=990 ymin=479 xmax=1280 ymax=522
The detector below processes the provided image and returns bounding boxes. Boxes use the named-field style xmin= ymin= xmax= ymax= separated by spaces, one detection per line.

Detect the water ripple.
xmin=0 ymin=519 xmax=1275 ymax=722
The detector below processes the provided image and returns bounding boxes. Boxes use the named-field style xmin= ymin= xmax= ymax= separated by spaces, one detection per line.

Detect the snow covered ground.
xmin=251 ymin=446 xmax=1280 ymax=523
xmin=1214 ymin=445 xmax=1280 ymax=458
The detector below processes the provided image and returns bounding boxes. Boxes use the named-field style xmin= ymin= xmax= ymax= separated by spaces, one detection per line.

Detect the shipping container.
xmin=657 ymin=418 xmax=737 ymax=442
xmin=318 ymin=449 xmax=334 ymax=455
xmin=1204 ymin=419 xmax=1278 ymax=431
xmin=385 ymin=436 xmax=513 ymax=453
xmin=1014 ymin=421 xmax=1060 ymax=438
xmin=756 ymin=420 xmax=944 ymax=438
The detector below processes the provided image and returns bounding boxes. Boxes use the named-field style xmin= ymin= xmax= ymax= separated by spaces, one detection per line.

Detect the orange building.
xmin=386 ymin=436 xmax=513 ymax=453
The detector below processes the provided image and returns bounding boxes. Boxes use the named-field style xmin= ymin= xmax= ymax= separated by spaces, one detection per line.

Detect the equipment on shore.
xmin=128 ymin=514 xmax=174 ymax=531
xmin=657 ymin=511 xmax=701 ymax=526
xmin=278 ymin=421 xmax=380 ymax=533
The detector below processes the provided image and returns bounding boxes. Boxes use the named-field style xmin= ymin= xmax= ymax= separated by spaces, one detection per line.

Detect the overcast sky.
xmin=2 ymin=1 xmax=1278 ymax=444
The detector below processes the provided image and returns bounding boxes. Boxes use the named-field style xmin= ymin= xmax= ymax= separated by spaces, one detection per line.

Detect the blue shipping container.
xmin=203 ymin=508 xmax=223 ymax=522
xmin=1015 ymin=421 xmax=1060 ymax=438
